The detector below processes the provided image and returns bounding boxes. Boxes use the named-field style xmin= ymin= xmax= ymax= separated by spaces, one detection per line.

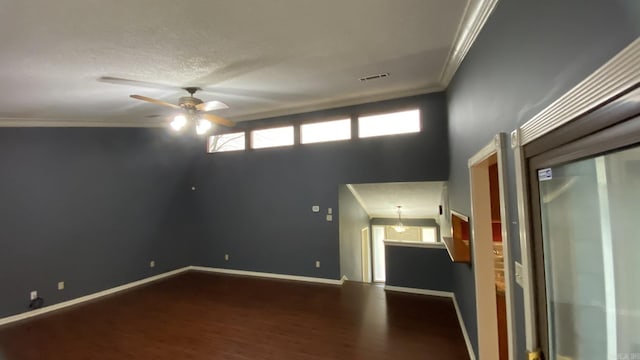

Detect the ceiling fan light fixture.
xmin=170 ymin=115 xmax=187 ymax=131
xmin=195 ymin=119 xmax=212 ymax=135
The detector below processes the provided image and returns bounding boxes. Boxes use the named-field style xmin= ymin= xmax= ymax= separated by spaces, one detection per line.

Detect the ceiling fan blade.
xmin=196 ymin=100 xmax=229 ymax=112
xmin=130 ymin=95 xmax=182 ymax=109
xmin=202 ymin=113 xmax=235 ymax=127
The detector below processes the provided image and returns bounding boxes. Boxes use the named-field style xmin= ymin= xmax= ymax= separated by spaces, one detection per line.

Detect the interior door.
xmin=528 ymin=117 xmax=640 ymax=360
xmin=361 ymin=227 xmax=371 ymax=283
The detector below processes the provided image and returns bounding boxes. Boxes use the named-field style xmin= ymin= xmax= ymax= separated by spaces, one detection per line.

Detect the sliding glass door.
xmin=527 ymin=109 xmax=640 ymax=360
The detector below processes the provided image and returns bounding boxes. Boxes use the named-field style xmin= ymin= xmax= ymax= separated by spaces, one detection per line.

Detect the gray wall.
xmin=0 ymin=128 xmax=199 ymax=318
xmin=192 ymin=93 xmax=450 ymax=280
xmin=446 ymin=0 xmax=640 ymax=356
xmin=338 ymin=185 xmax=370 ymax=281
xmin=385 ymin=246 xmax=453 ymax=292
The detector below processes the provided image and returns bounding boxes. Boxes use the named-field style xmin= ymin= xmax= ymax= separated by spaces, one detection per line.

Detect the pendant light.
xmin=394 ymin=206 xmax=406 ymax=233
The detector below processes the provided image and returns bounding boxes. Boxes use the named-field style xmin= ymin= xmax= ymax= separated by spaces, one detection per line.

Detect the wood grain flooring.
xmin=0 ymin=271 xmax=469 ymax=359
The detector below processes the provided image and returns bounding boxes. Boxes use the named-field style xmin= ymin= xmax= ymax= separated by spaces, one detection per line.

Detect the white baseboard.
xmin=384 ymin=285 xmax=476 ymax=360
xmin=384 ymin=285 xmax=454 ymax=298
xmin=453 ymin=294 xmax=477 ymax=360
xmin=1 ymin=265 xmax=473 ymax=360
xmin=190 ymin=266 xmax=344 ymax=285
xmin=0 ymin=267 xmax=190 ymax=327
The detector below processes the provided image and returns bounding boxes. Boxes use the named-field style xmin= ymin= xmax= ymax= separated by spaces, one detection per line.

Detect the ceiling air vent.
xmin=359 ymin=72 xmax=390 ymax=82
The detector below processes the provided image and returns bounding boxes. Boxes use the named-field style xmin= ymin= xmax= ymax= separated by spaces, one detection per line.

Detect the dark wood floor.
xmin=0 ymin=271 xmax=469 ymax=359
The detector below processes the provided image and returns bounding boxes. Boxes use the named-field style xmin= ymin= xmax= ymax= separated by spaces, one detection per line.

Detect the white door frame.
xmin=469 ymin=133 xmax=516 ymax=360
xmin=511 ymin=38 xmax=640 ymax=354
xmin=361 ymin=227 xmax=371 ymax=283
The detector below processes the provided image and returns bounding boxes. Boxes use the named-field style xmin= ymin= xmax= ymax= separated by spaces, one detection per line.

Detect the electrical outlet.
xmin=312 ymin=205 xmax=320 ymax=212
xmin=150 ymin=260 xmax=155 ymax=268
xmin=224 ymin=254 xmax=229 ymax=261
xmin=315 ymin=261 xmax=320 ymax=268
xmin=58 ymin=281 xmax=65 ymax=290
xmin=30 ymin=291 xmax=37 ymax=301
xmin=326 ymin=214 xmax=333 ymax=222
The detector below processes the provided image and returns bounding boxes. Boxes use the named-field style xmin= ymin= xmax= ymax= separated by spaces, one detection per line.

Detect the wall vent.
xmin=359 ymin=72 xmax=390 ymax=82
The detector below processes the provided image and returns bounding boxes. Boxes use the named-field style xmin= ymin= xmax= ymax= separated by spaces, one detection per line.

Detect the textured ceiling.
xmin=349 ymin=181 xmax=445 ymax=219
xmin=0 ymin=0 xmax=469 ymax=126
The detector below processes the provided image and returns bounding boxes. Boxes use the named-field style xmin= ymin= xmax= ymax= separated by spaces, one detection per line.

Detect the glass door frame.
xmin=521 ymin=87 xmax=640 ymax=358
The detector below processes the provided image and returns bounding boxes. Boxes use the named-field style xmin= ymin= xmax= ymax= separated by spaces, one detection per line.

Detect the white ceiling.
xmin=348 ymin=181 xmax=445 ymax=219
xmin=0 ymin=0 xmax=479 ymax=127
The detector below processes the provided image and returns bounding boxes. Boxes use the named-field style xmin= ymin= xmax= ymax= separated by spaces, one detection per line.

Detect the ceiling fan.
xmin=130 ymin=87 xmax=235 ymax=134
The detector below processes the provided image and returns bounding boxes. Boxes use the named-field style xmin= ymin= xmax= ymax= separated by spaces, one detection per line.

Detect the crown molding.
xmin=0 ymin=85 xmax=444 ymax=128
xmin=231 ymin=85 xmax=445 ymax=123
xmin=519 ymin=37 xmax=640 ymax=145
xmin=439 ymin=0 xmax=499 ymax=87
xmin=0 ymin=118 xmax=164 ymax=128
xmin=346 ymin=184 xmax=373 ymax=219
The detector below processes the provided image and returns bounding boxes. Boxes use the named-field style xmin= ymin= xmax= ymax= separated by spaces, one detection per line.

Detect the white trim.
xmin=512 ymin=131 xmax=538 ymax=351
xmin=384 ymin=285 xmax=453 ymax=298
xmin=361 ymin=227 xmax=372 ymax=283
xmin=230 ymin=85 xmax=445 ymax=123
xmin=0 ymin=267 xmax=190 ymax=327
xmin=468 ymin=133 xmax=501 ymax=167
xmin=519 ymin=37 xmax=640 ymax=145
xmin=0 ymin=118 xmax=164 ymax=128
xmin=383 ymin=240 xmax=446 ymax=249
xmin=495 ymin=133 xmax=517 ymax=360
xmin=439 ymin=0 xmax=500 ymax=87
xmin=346 ymin=184 xmax=372 ymax=218
xmin=189 ymin=266 xmax=344 ymax=285
xmin=450 ymin=209 xmax=469 ymax=222
xmin=468 ymin=133 xmax=516 ymax=360
xmin=453 ymin=294 xmax=477 ymax=360
xmin=383 ymin=285 xmax=476 ymax=360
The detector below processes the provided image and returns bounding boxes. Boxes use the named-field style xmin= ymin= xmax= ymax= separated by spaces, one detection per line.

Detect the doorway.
xmin=469 ymin=133 xmax=515 ymax=360
xmin=338 ymin=182 xmax=446 ymax=283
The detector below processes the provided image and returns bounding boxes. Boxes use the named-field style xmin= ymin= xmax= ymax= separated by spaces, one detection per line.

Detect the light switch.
xmin=515 ymin=261 xmax=524 ymax=287
xmin=327 ymin=208 xmax=332 ymax=214
xmin=312 ymin=205 xmax=320 ymax=213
